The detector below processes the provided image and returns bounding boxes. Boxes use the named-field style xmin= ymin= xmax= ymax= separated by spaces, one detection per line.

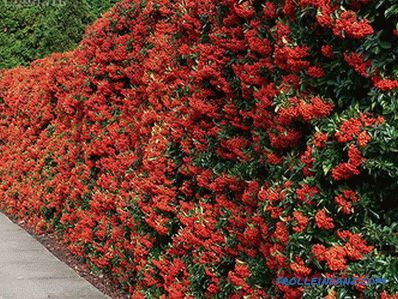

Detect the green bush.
xmin=0 ymin=0 xmax=118 ymax=69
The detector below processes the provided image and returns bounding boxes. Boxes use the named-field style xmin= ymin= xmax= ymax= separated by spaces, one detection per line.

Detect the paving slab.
xmin=0 ymin=213 xmax=110 ymax=299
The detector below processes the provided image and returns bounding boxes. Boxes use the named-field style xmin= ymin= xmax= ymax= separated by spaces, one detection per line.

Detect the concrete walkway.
xmin=0 ymin=213 xmax=109 ymax=299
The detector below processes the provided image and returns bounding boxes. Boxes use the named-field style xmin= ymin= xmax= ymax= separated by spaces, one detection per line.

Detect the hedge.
xmin=0 ymin=0 xmax=397 ymax=298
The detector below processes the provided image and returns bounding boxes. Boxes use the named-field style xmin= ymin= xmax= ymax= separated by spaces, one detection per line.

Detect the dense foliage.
xmin=0 ymin=0 xmax=118 ymax=69
xmin=0 ymin=0 xmax=397 ymax=298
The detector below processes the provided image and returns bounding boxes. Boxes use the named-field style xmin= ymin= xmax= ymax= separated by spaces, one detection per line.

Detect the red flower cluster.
xmin=296 ymin=184 xmax=319 ymax=204
xmin=315 ymin=208 xmax=335 ymax=230
xmin=344 ymin=51 xmax=372 ymax=77
xmin=321 ymin=45 xmax=334 ymax=58
xmin=312 ymin=231 xmax=372 ymax=272
xmin=380 ymin=292 xmax=398 ymax=299
xmin=300 ymin=1 xmax=374 ymax=41
xmin=334 ymin=11 xmax=374 ymax=39
xmin=277 ymin=97 xmax=334 ymax=125
xmin=335 ymin=190 xmax=358 ymax=214
xmin=312 ymin=132 xmax=329 ymax=148
xmin=293 ymin=211 xmax=309 ymax=232
xmin=372 ymin=77 xmax=398 ymax=91
xmin=335 ymin=113 xmax=382 ymax=145
xmin=332 ymin=145 xmax=364 ymax=181
xmin=307 ymin=66 xmax=325 ymax=78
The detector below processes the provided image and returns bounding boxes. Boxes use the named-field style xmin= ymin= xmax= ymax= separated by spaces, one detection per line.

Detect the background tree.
xmin=0 ymin=0 xmax=118 ymax=69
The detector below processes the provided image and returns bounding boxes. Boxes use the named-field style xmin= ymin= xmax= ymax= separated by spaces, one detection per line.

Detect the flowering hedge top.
xmin=0 ymin=0 xmax=397 ymax=298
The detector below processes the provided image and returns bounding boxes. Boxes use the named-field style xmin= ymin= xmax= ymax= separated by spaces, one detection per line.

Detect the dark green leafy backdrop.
xmin=0 ymin=0 xmax=118 ymax=69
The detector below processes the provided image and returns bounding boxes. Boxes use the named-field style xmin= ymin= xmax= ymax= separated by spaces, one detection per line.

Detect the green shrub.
xmin=0 ymin=0 xmax=118 ymax=69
